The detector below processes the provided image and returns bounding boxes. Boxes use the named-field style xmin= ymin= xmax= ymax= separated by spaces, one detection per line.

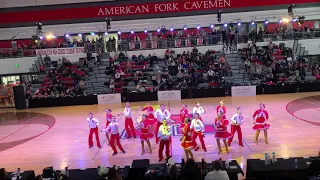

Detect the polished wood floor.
xmin=1 ymin=92 xmax=320 ymax=178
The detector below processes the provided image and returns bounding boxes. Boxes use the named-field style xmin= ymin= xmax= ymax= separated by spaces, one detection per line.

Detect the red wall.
xmin=0 ymin=0 xmax=318 ymax=25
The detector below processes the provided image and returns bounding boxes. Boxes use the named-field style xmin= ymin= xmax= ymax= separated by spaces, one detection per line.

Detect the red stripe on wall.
xmin=0 ymin=0 xmax=318 ymax=24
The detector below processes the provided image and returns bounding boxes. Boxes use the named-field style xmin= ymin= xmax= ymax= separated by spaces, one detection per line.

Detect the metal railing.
xmin=1 ymin=30 xmax=319 ymax=58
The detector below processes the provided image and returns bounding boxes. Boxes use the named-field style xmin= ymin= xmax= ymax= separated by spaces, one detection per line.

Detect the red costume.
xmin=106 ymin=113 xmax=112 ymax=127
xmin=180 ymin=108 xmax=189 ymax=123
xmin=214 ymin=118 xmax=232 ymax=140
xmin=142 ymin=106 xmax=155 ymax=119
xmin=181 ymin=124 xmax=197 ymax=149
xmin=140 ymin=120 xmax=154 ymax=141
xmin=216 ymin=105 xmax=227 ymax=119
xmin=252 ymin=109 xmax=270 ymax=130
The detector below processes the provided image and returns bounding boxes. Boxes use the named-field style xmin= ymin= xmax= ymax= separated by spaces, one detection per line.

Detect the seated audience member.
xmin=204 ymin=160 xmax=229 ymax=180
xmin=107 ymin=167 xmax=122 ymax=180
xmin=34 ymin=175 xmax=43 ymax=180
xmin=169 ymin=165 xmax=179 ymax=180
xmin=0 ymin=168 xmax=10 ymax=180
xmin=180 ymin=158 xmax=201 ymax=180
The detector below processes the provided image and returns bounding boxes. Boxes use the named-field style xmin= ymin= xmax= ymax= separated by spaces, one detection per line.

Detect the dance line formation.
xmin=86 ymin=101 xmax=270 ymax=161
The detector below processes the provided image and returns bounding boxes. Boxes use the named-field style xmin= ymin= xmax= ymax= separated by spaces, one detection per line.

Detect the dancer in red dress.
xmin=101 ymin=116 xmax=126 ymax=156
xmin=190 ymin=113 xmax=206 ymax=152
xmin=180 ymin=104 xmax=189 ymax=124
xmin=215 ymin=111 xmax=232 ymax=154
xmin=142 ymin=102 xmax=157 ymax=134
xmin=142 ymin=102 xmax=155 ymax=119
xmin=252 ymin=103 xmax=270 ymax=145
xmin=86 ymin=113 xmax=101 ymax=148
xmin=228 ymin=107 xmax=244 ymax=147
xmin=192 ymin=102 xmax=205 ymax=121
xmin=118 ymin=102 xmax=136 ymax=138
xmin=154 ymin=104 xmax=171 ymax=144
xmin=139 ymin=114 xmax=153 ymax=155
xmin=105 ymin=109 xmax=112 ymax=145
xmin=216 ymin=100 xmax=227 ymax=119
xmin=158 ymin=119 xmax=172 ymax=162
xmin=181 ymin=118 xmax=196 ymax=159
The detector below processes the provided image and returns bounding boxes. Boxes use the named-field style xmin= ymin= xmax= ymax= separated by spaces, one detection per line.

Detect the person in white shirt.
xmin=190 ymin=113 xmax=206 ymax=152
xmin=192 ymin=102 xmax=205 ymax=121
xmin=157 ymin=119 xmax=172 ymax=162
xmin=204 ymin=160 xmax=229 ymax=180
xmin=118 ymin=102 xmax=136 ymax=138
xmin=228 ymin=107 xmax=244 ymax=147
xmin=86 ymin=113 xmax=101 ymax=148
xmin=101 ymin=116 xmax=126 ymax=156
xmin=154 ymin=104 xmax=171 ymax=144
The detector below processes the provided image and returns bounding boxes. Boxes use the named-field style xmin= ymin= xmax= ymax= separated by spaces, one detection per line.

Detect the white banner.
xmin=35 ymin=47 xmax=85 ymax=56
xmin=97 ymin=93 xmax=122 ymax=104
xmin=231 ymin=86 xmax=256 ymax=97
xmin=157 ymin=90 xmax=181 ymax=101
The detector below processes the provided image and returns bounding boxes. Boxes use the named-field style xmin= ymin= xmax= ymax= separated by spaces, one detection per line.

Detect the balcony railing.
xmin=1 ymin=30 xmax=319 ymax=58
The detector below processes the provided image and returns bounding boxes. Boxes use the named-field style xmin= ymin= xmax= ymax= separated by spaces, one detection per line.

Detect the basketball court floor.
xmin=0 ymin=92 xmax=320 ymax=177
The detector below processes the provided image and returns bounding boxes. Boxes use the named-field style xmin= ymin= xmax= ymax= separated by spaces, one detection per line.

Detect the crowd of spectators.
xmin=105 ymin=47 xmax=232 ymax=93
xmin=249 ymin=24 xmax=317 ymax=43
xmin=26 ymin=57 xmax=87 ymax=99
xmin=242 ymin=42 xmax=313 ymax=84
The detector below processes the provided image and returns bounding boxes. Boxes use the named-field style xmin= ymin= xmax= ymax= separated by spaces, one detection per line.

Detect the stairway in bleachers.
xmin=225 ymin=53 xmax=249 ymax=85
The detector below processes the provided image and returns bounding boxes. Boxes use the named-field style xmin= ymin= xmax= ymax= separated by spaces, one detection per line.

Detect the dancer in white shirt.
xmin=228 ymin=107 xmax=244 ymax=147
xmin=192 ymin=102 xmax=205 ymax=121
xmin=154 ymin=104 xmax=171 ymax=144
xmin=190 ymin=113 xmax=206 ymax=152
xmin=157 ymin=119 xmax=172 ymax=162
xmin=86 ymin=113 xmax=101 ymax=148
xmin=118 ymin=102 xmax=136 ymax=138
xmin=101 ymin=116 xmax=126 ymax=156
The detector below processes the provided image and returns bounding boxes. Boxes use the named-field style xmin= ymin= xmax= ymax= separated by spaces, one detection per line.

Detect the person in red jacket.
xmin=252 ymin=103 xmax=270 ymax=145
xmin=139 ymin=114 xmax=153 ymax=155
xmin=180 ymin=104 xmax=189 ymax=124
xmin=216 ymin=100 xmax=227 ymax=119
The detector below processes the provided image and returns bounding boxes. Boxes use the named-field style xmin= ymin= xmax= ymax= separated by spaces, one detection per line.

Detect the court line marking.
xmin=0 ymin=114 xmax=42 ymax=142
xmin=301 ymin=99 xmax=320 ymax=107
xmin=92 ymin=138 xmax=107 ymax=160
xmin=242 ymin=139 xmax=253 ymax=152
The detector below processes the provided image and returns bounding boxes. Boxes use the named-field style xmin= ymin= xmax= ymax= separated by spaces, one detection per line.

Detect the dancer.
xmin=228 ymin=107 xmax=244 ymax=147
xmin=118 ymin=102 xmax=136 ymax=138
xmin=192 ymin=102 xmax=205 ymax=120
xmin=214 ymin=111 xmax=232 ymax=154
xmin=142 ymin=102 xmax=155 ymax=119
xmin=181 ymin=118 xmax=196 ymax=159
xmin=190 ymin=113 xmax=206 ymax=152
xmin=86 ymin=112 xmax=101 ymax=148
xmin=180 ymin=104 xmax=189 ymax=124
xmin=154 ymin=104 xmax=171 ymax=143
xmin=101 ymin=116 xmax=126 ymax=156
xmin=143 ymin=102 xmax=157 ymax=134
xmin=252 ymin=103 xmax=270 ymax=144
xmin=158 ymin=119 xmax=172 ymax=162
xmin=105 ymin=109 xmax=113 ymax=145
xmin=139 ymin=114 xmax=153 ymax=155
xmin=216 ymin=100 xmax=227 ymax=119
